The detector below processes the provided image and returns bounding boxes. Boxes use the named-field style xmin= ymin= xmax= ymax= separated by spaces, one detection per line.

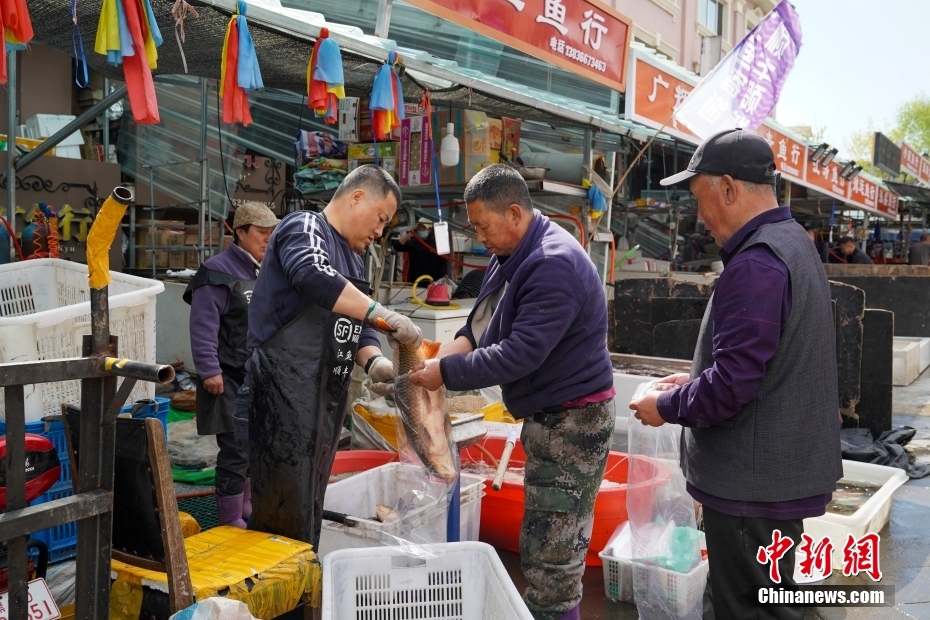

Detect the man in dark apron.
xmin=244 ymin=165 xmax=422 ymax=549
xmin=185 ymin=202 xmax=279 ymax=527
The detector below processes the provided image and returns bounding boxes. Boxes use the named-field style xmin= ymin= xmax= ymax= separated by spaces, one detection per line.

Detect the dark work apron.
xmin=248 ymin=276 xmax=370 ymax=548
xmin=184 ymin=267 xmax=255 ymax=435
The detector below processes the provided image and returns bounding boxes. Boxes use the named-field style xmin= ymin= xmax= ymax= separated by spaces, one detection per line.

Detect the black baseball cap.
xmin=660 ymin=128 xmax=777 ymax=186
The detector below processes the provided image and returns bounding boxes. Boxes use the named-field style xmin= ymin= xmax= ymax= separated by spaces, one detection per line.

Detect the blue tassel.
xmin=315 ymin=38 xmax=344 ymax=86
xmin=236 ymin=3 xmax=264 ymax=92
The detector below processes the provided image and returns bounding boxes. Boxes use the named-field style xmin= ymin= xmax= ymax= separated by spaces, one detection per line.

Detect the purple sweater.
xmin=439 ymin=211 xmax=613 ymax=418
xmin=247 ymin=211 xmax=379 ymax=351
xmin=189 ymin=244 xmax=258 ymax=379
xmin=657 ymin=207 xmax=830 ymax=520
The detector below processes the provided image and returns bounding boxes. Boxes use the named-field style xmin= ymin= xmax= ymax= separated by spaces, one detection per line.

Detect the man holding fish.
xmin=410 ymin=164 xmax=616 ymax=620
xmin=243 ymin=164 xmax=422 ymax=549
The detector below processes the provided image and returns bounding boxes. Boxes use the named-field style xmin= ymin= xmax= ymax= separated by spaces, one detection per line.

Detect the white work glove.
xmin=366 ymin=355 xmax=395 ymax=383
xmin=366 ymin=303 xmax=423 ymax=347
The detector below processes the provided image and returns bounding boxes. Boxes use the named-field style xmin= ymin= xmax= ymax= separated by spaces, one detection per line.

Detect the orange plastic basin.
xmin=461 ymin=437 xmax=668 ymax=567
xmin=331 ymin=450 xmax=397 ymax=475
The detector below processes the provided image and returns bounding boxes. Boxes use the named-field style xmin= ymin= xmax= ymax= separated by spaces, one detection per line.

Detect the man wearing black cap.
xmin=630 ymin=129 xmax=842 ymax=619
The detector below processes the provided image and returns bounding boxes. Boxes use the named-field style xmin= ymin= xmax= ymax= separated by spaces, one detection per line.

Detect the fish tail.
xmin=420 ymin=339 xmax=441 ymax=359
xmin=372 ymin=317 xmax=393 ymax=332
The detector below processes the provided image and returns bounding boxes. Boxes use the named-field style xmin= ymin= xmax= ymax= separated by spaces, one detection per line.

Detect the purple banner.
xmin=675 ymin=0 xmax=802 ymax=140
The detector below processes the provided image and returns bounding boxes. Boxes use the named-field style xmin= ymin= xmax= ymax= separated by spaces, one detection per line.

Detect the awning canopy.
xmin=28 ymin=0 xmax=641 ymax=137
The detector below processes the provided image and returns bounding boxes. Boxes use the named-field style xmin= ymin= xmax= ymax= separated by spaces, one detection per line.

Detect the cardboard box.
xmin=502 ymin=117 xmax=522 ymax=160
xmin=348 ymin=142 xmax=398 ymax=160
xmin=136 ymin=250 xmax=169 ymax=270
xmin=338 ymin=97 xmax=361 ymax=143
xmin=399 ymin=116 xmax=433 ymax=187
xmin=184 ymin=224 xmax=223 ymax=246
xmin=168 ymin=249 xmax=186 ymax=270
xmin=349 ymin=157 xmax=396 ymax=176
xmin=167 ymin=230 xmax=184 ymax=246
xmin=488 ymin=119 xmax=503 ymax=152
xmin=431 ymin=109 xmax=490 ymax=185
xmin=186 ymin=250 xmax=200 ymax=270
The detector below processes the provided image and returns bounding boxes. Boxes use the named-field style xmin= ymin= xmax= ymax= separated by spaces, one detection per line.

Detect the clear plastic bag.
xmin=628 ymin=380 xmax=706 ymax=620
xmin=386 ymin=374 xmax=459 ymax=550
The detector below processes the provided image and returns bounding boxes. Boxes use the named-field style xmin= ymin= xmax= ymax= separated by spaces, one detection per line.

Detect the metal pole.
xmin=199 ymin=78 xmax=208 ymax=265
xmin=102 ymin=77 xmax=110 ymax=163
xmin=6 ymin=49 xmax=16 ymax=262
xmin=375 ymin=0 xmax=394 ymax=38
xmin=646 ymin=144 xmax=652 ymax=191
xmin=150 ymin=167 xmax=156 ymax=278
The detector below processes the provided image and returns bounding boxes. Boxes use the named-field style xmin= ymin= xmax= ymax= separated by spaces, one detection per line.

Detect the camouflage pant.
xmin=520 ymin=399 xmax=615 ymax=620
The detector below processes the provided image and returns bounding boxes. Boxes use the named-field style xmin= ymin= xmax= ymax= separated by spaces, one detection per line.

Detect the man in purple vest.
xmin=631 ymin=129 xmax=842 ymax=620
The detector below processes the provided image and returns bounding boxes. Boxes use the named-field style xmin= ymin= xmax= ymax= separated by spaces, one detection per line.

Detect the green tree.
xmin=890 ymin=93 xmax=930 ymax=155
xmin=843 ymin=119 xmax=889 ymax=179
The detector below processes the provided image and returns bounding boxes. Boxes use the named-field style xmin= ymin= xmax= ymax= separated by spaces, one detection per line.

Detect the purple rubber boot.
xmin=555 ymin=606 xmax=580 ymax=620
xmin=241 ymin=478 xmax=252 ymax=522
xmin=216 ymin=493 xmax=247 ymax=529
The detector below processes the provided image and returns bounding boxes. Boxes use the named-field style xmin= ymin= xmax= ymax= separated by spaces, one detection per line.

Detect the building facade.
xmin=613 ymin=0 xmax=776 ymax=74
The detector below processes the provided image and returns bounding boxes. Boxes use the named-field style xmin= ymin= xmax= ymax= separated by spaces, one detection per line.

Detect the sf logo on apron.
xmin=334 ymin=318 xmax=354 ymax=344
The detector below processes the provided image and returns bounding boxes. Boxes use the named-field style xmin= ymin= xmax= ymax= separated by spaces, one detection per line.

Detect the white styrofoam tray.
xmin=323 ymin=542 xmax=533 ymax=620
xmin=803 ymin=460 xmax=908 ymax=569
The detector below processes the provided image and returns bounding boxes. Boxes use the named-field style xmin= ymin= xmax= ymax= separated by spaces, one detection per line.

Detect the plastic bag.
xmin=628 ymin=380 xmax=705 ymax=620
xmin=169 ymin=597 xmax=258 ymax=620
xmin=168 ymin=419 xmax=219 ymax=470
xmin=387 ymin=374 xmax=460 ymax=549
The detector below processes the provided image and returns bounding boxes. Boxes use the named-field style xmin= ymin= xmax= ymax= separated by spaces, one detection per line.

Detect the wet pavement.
xmin=498 ymin=379 xmax=930 ymax=619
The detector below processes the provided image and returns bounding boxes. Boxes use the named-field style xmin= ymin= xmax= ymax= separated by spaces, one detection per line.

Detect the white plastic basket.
xmin=322 ymin=542 xmax=534 ymax=620
xmin=622 ymin=557 xmax=709 ymax=616
xmin=803 ymin=460 xmax=908 ymax=568
xmin=0 ymin=259 xmax=163 ymax=421
xmin=318 ymin=463 xmax=485 ymax=560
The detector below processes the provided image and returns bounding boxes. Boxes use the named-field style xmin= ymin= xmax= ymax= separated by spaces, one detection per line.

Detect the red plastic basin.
xmin=331 ymin=450 xmax=397 ymax=475
xmin=461 ymin=437 xmax=669 ymax=567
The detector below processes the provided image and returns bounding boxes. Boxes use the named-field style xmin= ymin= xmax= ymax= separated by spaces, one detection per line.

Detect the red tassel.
xmin=121 ymin=0 xmax=159 ymax=124
xmin=222 ymin=19 xmax=252 ymax=126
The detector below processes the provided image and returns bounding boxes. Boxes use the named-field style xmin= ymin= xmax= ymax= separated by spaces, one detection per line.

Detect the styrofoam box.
xmin=803 ymin=460 xmax=908 ymax=569
xmin=322 ymin=542 xmax=534 ymax=620
xmin=897 ymin=337 xmax=930 ymax=374
xmin=318 ymin=463 xmax=485 ymax=560
xmin=0 ymin=259 xmax=163 ymax=421
xmin=893 ymin=339 xmax=921 ymax=386
xmin=25 ymin=114 xmax=85 ymax=146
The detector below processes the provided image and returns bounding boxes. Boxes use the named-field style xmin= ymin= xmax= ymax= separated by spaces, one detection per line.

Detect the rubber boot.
xmin=216 ymin=493 xmax=247 ymax=529
xmin=241 ymin=478 xmax=252 ymax=522
xmin=555 ymin=606 xmax=580 ymax=620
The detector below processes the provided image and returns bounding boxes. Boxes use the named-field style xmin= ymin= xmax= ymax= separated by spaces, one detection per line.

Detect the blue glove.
xmin=233 ymin=384 xmax=251 ymax=444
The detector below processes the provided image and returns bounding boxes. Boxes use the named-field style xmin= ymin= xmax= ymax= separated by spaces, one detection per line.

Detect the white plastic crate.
xmin=803 ymin=460 xmax=908 ymax=569
xmin=604 ymin=557 xmax=708 ymax=616
xmin=318 ymin=463 xmax=485 ymax=560
xmin=0 ymin=259 xmax=163 ymax=421
xmin=322 ymin=542 xmax=534 ymax=620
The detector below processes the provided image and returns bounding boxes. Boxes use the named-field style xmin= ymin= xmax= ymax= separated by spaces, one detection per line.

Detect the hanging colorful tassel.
xmin=369 ymin=51 xmax=405 ymax=141
xmin=94 ymin=0 xmax=162 ymax=124
xmin=0 ymin=0 xmax=34 ymax=84
xmin=220 ymin=0 xmax=263 ymax=126
xmin=306 ymin=27 xmax=345 ymax=124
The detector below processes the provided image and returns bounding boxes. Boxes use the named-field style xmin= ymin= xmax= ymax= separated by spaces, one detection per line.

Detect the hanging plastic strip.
xmin=170 ymin=0 xmax=199 ymax=74
xmin=71 ymin=0 xmax=89 ymax=88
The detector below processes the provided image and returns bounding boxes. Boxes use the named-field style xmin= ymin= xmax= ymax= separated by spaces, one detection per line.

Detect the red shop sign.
xmin=404 ymin=0 xmax=632 ymax=92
